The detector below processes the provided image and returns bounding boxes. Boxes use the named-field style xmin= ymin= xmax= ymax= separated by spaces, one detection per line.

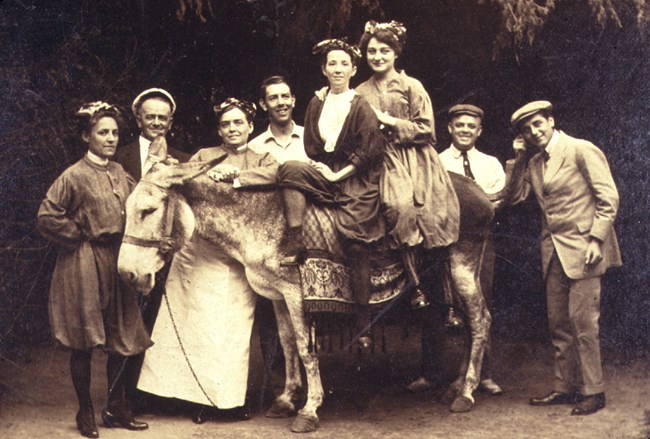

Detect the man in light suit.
xmin=507 ymin=100 xmax=621 ymax=416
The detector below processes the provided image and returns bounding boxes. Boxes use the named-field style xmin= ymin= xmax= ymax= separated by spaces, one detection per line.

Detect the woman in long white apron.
xmin=138 ymin=98 xmax=277 ymax=423
xmin=137 ymin=234 xmax=256 ymax=412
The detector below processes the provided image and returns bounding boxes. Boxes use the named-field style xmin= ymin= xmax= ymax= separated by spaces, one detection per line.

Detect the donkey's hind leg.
xmin=447 ymin=240 xmax=491 ymax=412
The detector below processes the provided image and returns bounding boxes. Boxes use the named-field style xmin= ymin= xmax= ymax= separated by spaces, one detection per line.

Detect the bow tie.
xmin=541 ymin=150 xmax=550 ymax=162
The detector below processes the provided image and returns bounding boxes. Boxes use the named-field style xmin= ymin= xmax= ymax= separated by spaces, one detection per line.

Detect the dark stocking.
xmin=346 ymin=241 xmax=372 ymax=335
xmin=401 ymin=247 xmax=421 ymax=287
xmin=107 ymin=353 xmax=128 ymax=409
xmin=281 ymin=188 xmax=307 ymax=228
xmin=104 ymin=354 xmax=149 ymax=430
xmin=70 ymin=350 xmax=93 ymax=409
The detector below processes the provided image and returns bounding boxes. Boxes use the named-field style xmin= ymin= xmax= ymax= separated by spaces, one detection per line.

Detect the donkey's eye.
xmin=140 ymin=208 xmax=156 ymax=220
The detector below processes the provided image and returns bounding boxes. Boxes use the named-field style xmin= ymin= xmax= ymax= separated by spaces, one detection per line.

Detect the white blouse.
xmin=318 ymin=89 xmax=356 ymax=152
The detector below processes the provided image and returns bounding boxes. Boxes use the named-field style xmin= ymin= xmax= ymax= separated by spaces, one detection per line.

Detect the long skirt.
xmin=137 ymin=235 xmax=256 ymax=408
xmin=381 ymin=141 xmax=460 ymax=249
xmin=278 ymin=160 xmax=384 ymax=244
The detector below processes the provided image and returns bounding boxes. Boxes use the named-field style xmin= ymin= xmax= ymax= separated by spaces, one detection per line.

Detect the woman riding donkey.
xmin=277 ymin=39 xmax=386 ymax=351
xmin=356 ymin=21 xmax=461 ymax=321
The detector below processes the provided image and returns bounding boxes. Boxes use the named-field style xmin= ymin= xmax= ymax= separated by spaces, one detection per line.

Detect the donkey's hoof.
xmin=440 ymin=386 xmax=459 ymax=405
xmin=290 ymin=413 xmax=319 ymax=433
xmin=265 ymin=400 xmax=296 ymax=418
xmin=450 ymin=395 xmax=474 ymax=413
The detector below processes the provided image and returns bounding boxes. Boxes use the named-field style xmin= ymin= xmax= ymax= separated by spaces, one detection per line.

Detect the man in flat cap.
xmin=114 ymin=88 xmax=190 ymax=411
xmin=439 ymin=104 xmax=505 ymax=195
xmin=507 ymin=100 xmax=621 ymax=416
xmin=408 ymin=104 xmax=506 ymax=394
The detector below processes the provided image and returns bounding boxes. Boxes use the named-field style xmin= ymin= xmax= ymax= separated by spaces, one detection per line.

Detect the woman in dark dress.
xmin=37 ymin=102 xmax=151 ymax=438
xmin=278 ymin=39 xmax=386 ymax=350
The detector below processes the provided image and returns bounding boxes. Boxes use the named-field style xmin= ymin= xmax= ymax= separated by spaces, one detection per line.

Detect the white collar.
xmin=223 ymin=144 xmax=249 ymax=153
xmin=449 ymin=144 xmax=477 ymax=159
xmin=261 ymin=121 xmax=301 ymax=142
xmin=545 ymin=130 xmax=560 ymax=155
xmin=86 ymin=150 xmax=108 ymax=166
xmin=138 ymin=135 xmax=152 ymax=149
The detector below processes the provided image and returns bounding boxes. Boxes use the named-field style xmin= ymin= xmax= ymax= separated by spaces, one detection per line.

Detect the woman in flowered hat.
xmin=356 ymin=21 xmax=460 ymax=311
xmin=277 ymin=39 xmax=386 ymax=351
xmin=37 ymin=102 xmax=151 ymax=437
xmin=136 ymin=98 xmax=278 ymax=424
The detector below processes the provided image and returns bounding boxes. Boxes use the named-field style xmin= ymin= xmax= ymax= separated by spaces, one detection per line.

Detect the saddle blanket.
xmin=299 ymin=205 xmax=406 ymax=314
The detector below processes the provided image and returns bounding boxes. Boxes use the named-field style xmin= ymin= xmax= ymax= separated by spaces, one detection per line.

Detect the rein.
xmin=122 ymin=179 xmax=178 ymax=256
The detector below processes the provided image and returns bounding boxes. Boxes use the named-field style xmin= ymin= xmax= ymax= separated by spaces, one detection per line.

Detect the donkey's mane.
xmin=172 ymin=174 xmax=287 ymax=266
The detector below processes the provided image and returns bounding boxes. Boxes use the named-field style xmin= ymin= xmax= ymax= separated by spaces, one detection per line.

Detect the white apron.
xmin=137 ymin=234 xmax=256 ymax=408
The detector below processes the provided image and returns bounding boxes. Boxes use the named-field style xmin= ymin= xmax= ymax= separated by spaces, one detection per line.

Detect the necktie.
xmin=461 ymin=151 xmax=475 ymax=180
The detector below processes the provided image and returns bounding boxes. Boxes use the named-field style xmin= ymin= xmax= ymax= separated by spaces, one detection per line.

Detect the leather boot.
xmin=280 ymin=226 xmax=306 ymax=266
xmin=102 ymin=403 xmax=148 ymax=430
xmin=76 ymin=404 xmax=99 ymax=438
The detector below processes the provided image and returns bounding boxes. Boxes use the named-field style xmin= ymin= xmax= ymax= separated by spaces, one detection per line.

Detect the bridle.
xmin=122 ymin=179 xmax=178 ymax=258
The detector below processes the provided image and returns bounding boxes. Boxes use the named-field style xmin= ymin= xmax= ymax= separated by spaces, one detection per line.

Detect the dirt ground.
xmin=1 ymin=325 xmax=649 ymax=439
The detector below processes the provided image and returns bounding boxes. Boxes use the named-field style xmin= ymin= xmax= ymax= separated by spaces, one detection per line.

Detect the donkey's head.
xmin=118 ymin=157 xmax=223 ymax=294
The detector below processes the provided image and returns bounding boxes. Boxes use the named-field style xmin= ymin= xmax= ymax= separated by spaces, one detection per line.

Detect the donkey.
xmin=117 ymin=159 xmax=493 ymax=432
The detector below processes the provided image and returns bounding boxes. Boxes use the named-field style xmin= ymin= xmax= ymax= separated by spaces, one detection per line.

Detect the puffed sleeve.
xmin=392 ymin=77 xmax=436 ymax=146
xmin=238 ymin=152 xmax=279 ymax=187
xmin=37 ymin=174 xmax=84 ymax=249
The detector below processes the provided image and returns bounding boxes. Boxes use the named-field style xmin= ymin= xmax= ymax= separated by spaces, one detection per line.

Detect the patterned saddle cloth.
xmin=299 ymin=205 xmax=406 ymax=314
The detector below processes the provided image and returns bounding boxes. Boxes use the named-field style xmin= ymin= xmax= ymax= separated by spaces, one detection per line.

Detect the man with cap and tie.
xmin=439 ymin=104 xmax=506 ymax=195
xmin=407 ymin=104 xmax=506 ymax=394
xmin=114 ymin=88 xmax=190 ymax=411
xmin=507 ymin=100 xmax=621 ymax=416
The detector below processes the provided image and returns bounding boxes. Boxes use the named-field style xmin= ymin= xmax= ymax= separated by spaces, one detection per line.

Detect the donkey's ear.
xmin=180 ymin=155 xmax=227 ymax=181
xmin=147 ymin=155 xmax=227 ymax=188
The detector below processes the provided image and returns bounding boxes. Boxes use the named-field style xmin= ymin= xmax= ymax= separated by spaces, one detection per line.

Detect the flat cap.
xmin=510 ymin=100 xmax=552 ymax=126
xmin=131 ymin=88 xmax=176 ymax=116
xmin=449 ymin=104 xmax=484 ymax=119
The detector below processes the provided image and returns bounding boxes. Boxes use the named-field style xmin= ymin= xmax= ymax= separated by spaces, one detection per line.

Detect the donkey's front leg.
xmin=265 ymin=298 xmax=303 ymax=419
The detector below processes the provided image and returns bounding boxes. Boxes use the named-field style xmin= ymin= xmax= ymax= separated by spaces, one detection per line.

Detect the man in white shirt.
xmin=439 ymin=104 xmax=505 ymax=195
xmin=248 ymin=76 xmax=307 ymax=404
xmin=248 ymin=75 xmax=307 ymax=163
xmin=408 ymin=104 xmax=505 ymax=396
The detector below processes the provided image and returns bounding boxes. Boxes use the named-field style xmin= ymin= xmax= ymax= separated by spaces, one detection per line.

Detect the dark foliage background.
xmin=1 ymin=0 xmax=648 ymax=358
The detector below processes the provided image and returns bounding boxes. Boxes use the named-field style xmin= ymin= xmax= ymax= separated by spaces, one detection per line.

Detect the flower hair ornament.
xmin=364 ymin=20 xmax=407 ymax=44
xmin=213 ymin=97 xmax=257 ymax=120
xmin=312 ymin=38 xmax=362 ymax=64
xmin=75 ymin=101 xmax=121 ymax=118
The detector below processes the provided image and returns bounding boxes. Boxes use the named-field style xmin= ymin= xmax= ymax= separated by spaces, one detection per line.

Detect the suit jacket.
xmin=508 ymin=131 xmax=621 ymax=279
xmin=113 ymin=139 xmax=191 ymax=181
